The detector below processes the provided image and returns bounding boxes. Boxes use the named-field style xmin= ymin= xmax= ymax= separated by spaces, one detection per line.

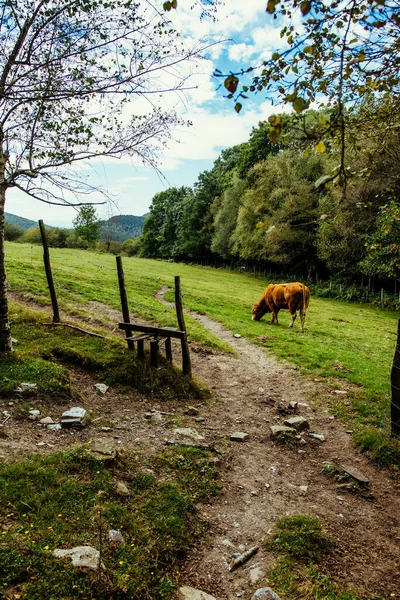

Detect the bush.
xmin=123 ymin=237 xmax=142 ymax=256
xmin=4 ymin=222 xmax=24 ymax=241
xmin=96 ymin=240 xmax=123 ymax=254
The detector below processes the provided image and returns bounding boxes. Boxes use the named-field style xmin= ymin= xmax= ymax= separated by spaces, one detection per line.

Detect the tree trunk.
xmin=0 ymin=183 xmax=12 ymax=352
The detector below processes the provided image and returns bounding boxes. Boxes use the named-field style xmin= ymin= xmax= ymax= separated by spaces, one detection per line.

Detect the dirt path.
xmin=3 ymin=292 xmax=400 ymax=599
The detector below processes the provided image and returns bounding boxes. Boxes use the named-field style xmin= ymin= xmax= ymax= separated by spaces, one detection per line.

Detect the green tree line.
xmin=138 ymin=97 xmax=400 ymax=289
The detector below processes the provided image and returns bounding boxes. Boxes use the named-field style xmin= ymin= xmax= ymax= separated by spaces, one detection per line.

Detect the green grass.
xmin=266 ymin=515 xmax=382 ymax=600
xmin=0 ymin=445 xmax=220 ymax=600
xmin=1 ymin=301 xmax=210 ymax=404
xmin=5 ymin=242 xmax=400 ymax=465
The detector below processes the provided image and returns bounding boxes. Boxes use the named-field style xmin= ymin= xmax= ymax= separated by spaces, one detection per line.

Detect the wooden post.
xmin=174 ymin=276 xmax=191 ymax=377
xmin=391 ymin=318 xmax=400 ymax=437
xmin=38 ymin=220 xmax=60 ymax=323
xmin=165 ymin=337 xmax=172 ymax=362
xmin=137 ymin=339 xmax=145 ymax=358
xmin=116 ymin=256 xmax=133 ymax=350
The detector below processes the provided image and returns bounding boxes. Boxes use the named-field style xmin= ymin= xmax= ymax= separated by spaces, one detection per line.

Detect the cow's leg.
xmin=289 ymin=311 xmax=297 ymax=328
xmin=273 ymin=308 xmax=279 ymax=325
xmin=300 ymin=308 xmax=306 ymax=330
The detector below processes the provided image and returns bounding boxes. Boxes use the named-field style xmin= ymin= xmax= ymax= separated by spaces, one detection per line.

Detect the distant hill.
xmin=100 ymin=214 xmax=148 ymax=242
xmin=5 ymin=212 xmax=38 ymax=230
xmin=6 ymin=211 xmax=148 ymax=242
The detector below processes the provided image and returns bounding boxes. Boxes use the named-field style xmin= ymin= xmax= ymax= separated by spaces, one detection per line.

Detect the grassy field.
xmin=4 ymin=241 xmax=400 ymax=462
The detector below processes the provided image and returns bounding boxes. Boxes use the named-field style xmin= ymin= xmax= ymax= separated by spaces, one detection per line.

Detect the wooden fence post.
xmin=174 ymin=276 xmax=191 ymax=377
xmin=38 ymin=220 xmax=60 ymax=323
xmin=116 ymin=256 xmax=134 ymax=350
xmin=391 ymin=318 xmax=400 ymax=437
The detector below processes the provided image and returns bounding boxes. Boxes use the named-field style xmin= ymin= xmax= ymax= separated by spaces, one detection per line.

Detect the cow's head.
xmin=252 ymin=301 xmax=270 ymax=321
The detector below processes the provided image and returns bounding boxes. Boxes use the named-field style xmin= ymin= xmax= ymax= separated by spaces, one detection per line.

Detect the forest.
xmin=139 ymin=97 xmax=400 ymax=298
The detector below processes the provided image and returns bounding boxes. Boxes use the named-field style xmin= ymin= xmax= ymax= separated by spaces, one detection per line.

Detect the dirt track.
xmin=2 ymin=293 xmax=400 ymax=599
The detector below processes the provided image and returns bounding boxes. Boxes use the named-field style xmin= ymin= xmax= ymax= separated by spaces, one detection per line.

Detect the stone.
xmin=89 ymin=437 xmax=117 ymax=461
xmin=284 ymin=416 xmax=309 ymax=431
xmin=108 ymin=529 xmax=125 ymax=544
xmin=54 ymin=546 xmax=105 ymax=571
xmin=177 ymin=586 xmax=216 ymax=600
xmin=288 ymin=401 xmax=298 ymax=410
xmin=299 ymin=485 xmax=308 ymax=495
xmin=47 ymin=423 xmax=62 ymax=431
xmin=184 ymin=406 xmax=199 ymax=416
xmin=251 ymin=588 xmax=282 ymax=600
xmin=15 ymin=382 xmax=37 ymax=393
xmin=115 ymin=481 xmax=130 ymax=496
xmin=249 ymin=567 xmax=264 ymax=585
xmin=95 ymin=383 xmax=109 ymax=394
xmin=173 ymin=428 xmax=205 ymax=441
xmin=230 ymin=431 xmax=249 ymax=442
xmin=308 ymin=432 xmax=326 ymax=442
xmin=270 ymin=425 xmax=296 ymax=440
xmin=29 ymin=409 xmax=40 ymax=416
xmin=61 ymin=407 xmax=87 ymax=428
xmin=40 ymin=416 xmax=55 ymax=425
xmin=340 ymin=464 xmax=369 ymax=484
xmin=234 ymin=333 xmax=241 ymax=338
xmin=144 ymin=411 xmax=163 ymax=423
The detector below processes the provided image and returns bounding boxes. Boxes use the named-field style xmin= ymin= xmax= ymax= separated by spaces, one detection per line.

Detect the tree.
xmin=73 ymin=206 xmax=101 ymax=248
xmin=360 ymin=201 xmax=400 ymax=281
xmin=232 ymin=150 xmax=330 ymax=276
xmin=0 ymin=0 xmax=206 ymax=351
xmin=216 ymin=1 xmax=400 ymax=184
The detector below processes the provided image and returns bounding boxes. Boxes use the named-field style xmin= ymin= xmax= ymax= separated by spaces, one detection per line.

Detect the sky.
xmin=7 ymin=1 xmax=294 ymax=228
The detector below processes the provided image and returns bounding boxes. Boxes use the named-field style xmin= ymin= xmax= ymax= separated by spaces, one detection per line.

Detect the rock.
xmin=108 ymin=529 xmax=125 ymax=544
xmin=270 ymin=425 xmax=296 ymax=440
xmin=184 ymin=406 xmax=199 ymax=416
xmin=249 ymin=567 xmax=264 ymax=585
xmin=47 ymin=423 xmax=62 ymax=431
xmin=173 ymin=428 xmax=205 ymax=441
xmin=340 ymin=464 xmax=369 ymax=484
xmin=308 ymin=432 xmax=325 ymax=442
xmin=28 ymin=414 xmax=38 ymax=421
xmin=53 ymin=546 xmax=105 ymax=571
xmin=95 ymin=383 xmax=109 ymax=394
xmin=115 ymin=481 xmax=130 ymax=496
xmin=61 ymin=407 xmax=87 ymax=428
xmin=194 ymin=417 xmax=206 ymax=423
xmin=251 ymin=588 xmax=282 ymax=600
xmin=40 ymin=416 xmax=55 ymax=425
xmin=144 ymin=411 xmax=163 ymax=423
xmin=89 ymin=437 xmax=117 ymax=461
xmin=234 ymin=333 xmax=241 ymax=338
xmin=15 ymin=382 xmax=37 ymax=393
xmin=284 ymin=416 xmax=309 ymax=431
xmin=299 ymin=485 xmax=308 ymax=495
xmin=29 ymin=409 xmax=40 ymax=416
xmin=177 ymin=585 xmax=216 ymax=600
xmin=288 ymin=401 xmax=298 ymax=410
xmin=230 ymin=431 xmax=249 ymax=442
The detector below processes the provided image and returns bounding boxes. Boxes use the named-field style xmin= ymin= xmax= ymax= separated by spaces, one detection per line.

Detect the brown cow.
xmin=252 ymin=282 xmax=310 ymax=330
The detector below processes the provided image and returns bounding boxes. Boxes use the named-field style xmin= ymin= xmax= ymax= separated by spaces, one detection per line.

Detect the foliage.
xmin=100 ymin=214 xmax=147 ymax=243
xmin=0 ymin=0 xmax=207 ymax=352
xmin=0 ymin=445 xmax=219 ymax=599
xmin=268 ymin=514 xmax=331 ymax=563
xmin=72 ymin=206 xmax=101 ymax=248
xmin=219 ymin=1 xmax=400 ymax=116
xmin=360 ymin=201 xmax=400 ymax=280
xmin=4 ymin=222 xmax=23 ymax=241
xmin=122 ymin=238 xmax=142 ymax=256
xmin=232 ymin=150 xmax=330 ymax=275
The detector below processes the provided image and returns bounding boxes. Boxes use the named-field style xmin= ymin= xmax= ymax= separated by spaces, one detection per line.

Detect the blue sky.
xmin=7 ymin=1 xmax=293 ymax=228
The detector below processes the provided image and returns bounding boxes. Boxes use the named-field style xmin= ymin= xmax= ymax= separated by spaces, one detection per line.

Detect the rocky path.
xmin=174 ymin=311 xmax=399 ymax=600
xmin=3 ymin=291 xmax=400 ymax=599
